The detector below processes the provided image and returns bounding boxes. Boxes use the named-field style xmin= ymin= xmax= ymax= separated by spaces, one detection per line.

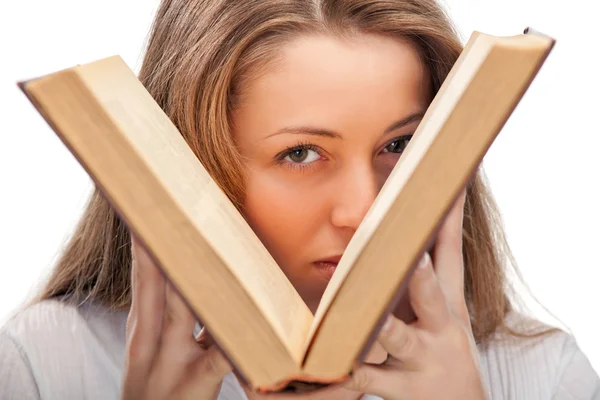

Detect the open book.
xmin=18 ymin=29 xmax=554 ymax=392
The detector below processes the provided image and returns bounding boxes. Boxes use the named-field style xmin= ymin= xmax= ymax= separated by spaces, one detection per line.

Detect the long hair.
xmin=35 ymin=0 xmax=554 ymax=343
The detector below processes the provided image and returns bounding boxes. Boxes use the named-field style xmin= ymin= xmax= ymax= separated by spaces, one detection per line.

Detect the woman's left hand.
xmin=344 ymin=190 xmax=488 ymax=400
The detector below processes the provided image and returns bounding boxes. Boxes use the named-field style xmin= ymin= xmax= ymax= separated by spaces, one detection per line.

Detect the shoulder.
xmin=0 ymin=299 xmax=128 ymax=400
xmin=1 ymin=298 xmax=128 ymax=364
xmin=478 ymin=311 xmax=600 ymax=399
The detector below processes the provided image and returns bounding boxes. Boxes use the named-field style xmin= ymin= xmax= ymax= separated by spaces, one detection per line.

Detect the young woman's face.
xmin=232 ymin=33 xmax=431 ymax=312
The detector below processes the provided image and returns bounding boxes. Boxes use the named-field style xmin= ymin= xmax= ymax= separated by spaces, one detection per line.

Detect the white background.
xmin=1 ymin=0 xmax=599 ymax=375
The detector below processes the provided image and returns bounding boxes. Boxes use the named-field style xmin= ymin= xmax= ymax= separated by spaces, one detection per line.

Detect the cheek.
xmin=242 ymin=171 xmax=326 ymax=265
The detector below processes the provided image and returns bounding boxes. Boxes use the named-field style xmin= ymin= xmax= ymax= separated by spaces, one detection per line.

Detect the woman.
xmin=1 ymin=0 xmax=598 ymax=399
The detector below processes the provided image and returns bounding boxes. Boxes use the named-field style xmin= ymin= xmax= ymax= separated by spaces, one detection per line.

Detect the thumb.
xmin=342 ymin=364 xmax=402 ymax=399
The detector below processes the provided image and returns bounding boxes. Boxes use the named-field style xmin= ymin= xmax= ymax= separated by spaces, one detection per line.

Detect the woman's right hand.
xmin=121 ymin=234 xmax=232 ymax=400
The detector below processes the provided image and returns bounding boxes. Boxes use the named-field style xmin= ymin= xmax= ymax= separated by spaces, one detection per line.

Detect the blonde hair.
xmin=36 ymin=0 xmax=554 ymax=343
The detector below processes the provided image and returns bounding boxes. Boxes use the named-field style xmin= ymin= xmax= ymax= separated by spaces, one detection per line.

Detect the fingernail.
xmin=381 ymin=314 xmax=393 ymax=333
xmin=418 ymin=253 xmax=430 ymax=270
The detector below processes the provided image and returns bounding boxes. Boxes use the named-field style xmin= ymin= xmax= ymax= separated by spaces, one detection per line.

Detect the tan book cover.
xmin=18 ymin=28 xmax=555 ymax=392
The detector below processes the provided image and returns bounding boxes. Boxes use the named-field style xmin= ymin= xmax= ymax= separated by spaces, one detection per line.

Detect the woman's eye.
xmin=284 ymin=148 xmax=320 ymax=163
xmin=383 ymin=136 xmax=412 ymax=154
xmin=275 ymin=142 xmax=323 ymax=170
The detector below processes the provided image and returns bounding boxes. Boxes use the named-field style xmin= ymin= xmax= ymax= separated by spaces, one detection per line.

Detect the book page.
xmin=22 ymin=58 xmax=313 ymax=387
xmin=302 ymin=31 xmax=554 ymax=378
xmin=306 ymin=33 xmax=490 ymax=348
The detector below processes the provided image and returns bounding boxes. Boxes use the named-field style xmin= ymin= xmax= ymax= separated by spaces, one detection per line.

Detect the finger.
xmin=343 ymin=363 xmax=407 ymax=399
xmin=123 ymin=234 xmax=166 ymax=391
xmin=149 ymin=281 xmax=201 ymax=389
xmin=164 ymin=281 xmax=197 ymax=337
xmin=195 ymin=326 xmax=217 ymax=350
xmin=433 ymin=189 xmax=467 ymax=312
xmin=177 ymin=345 xmax=233 ymax=398
xmin=243 ymin=381 xmax=352 ymax=400
xmin=376 ymin=313 xmax=420 ymax=364
xmin=409 ymin=253 xmax=451 ymax=332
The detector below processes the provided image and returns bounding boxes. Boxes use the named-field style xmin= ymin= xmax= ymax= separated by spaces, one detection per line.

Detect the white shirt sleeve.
xmin=0 ymin=331 xmax=41 ymax=400
xmin=552 ymin=335 xmax=600 ymax=399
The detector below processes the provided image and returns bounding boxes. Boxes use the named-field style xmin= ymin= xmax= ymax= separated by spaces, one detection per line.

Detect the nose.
xmin=330 ymin=164 xmax=380 ymax=232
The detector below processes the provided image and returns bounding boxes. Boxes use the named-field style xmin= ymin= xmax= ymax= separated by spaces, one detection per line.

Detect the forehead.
xmin=232 ymin=33 xmax=430 ymax=136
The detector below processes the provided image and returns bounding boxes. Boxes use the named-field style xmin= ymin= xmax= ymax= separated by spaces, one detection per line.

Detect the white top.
xmin=0 ymin=299 xmax=599 ymax=400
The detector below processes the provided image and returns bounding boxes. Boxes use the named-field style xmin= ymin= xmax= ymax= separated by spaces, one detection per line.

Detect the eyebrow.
xmin=384 ymin=112 xmax=425 ymax=134
xmin=266 ymin=111 xmax=425 ymax=139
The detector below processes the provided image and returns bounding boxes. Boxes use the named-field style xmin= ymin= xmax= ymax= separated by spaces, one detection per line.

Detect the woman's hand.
xmin=344 ymin=190 xmax=488 ymax=400
xmin=121 ymin=234 xmax=232 ymax=400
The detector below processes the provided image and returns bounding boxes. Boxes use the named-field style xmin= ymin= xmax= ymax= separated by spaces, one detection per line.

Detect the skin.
xmin=232 ymin=34 xmax=430 ymax=313
xmin=121 ymin=34 xmax=486 ymax=400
